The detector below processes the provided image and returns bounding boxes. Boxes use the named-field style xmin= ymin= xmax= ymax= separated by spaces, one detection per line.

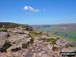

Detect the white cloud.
xmin=24 ymin=6 xmax=29 ymax=10
xmin=24 ymin=6 xmax=40 ymax=12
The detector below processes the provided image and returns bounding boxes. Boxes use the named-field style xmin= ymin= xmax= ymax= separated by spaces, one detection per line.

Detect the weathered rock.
xmin=8 ymin=27 xmax=24 ymax=33
xmin=41 ymin=35 xmax=48 ymax=38
xmin=42 ymin=32 xmax=48 ymax=36
xmin=56 ymin=39 xmax=68 ymax=46
xmin=25 ymin=26 xmax=33 ymax=31
xmin=24 ymin=31 xmax=29 ymax=34
xmin=70 ymin=42 xmax=76 ymax=47
xmin=7 ymin=46 xmax=21 ymax=52
xmin=62 ymin=47 xmax=76 ymax=52
xmin=0 ymin=26 xmax=75 ymax=57
xmin=0 ymin=32 xmax=8 ymax=48
xmin=8 ymin=34 xmax=31 ymax=45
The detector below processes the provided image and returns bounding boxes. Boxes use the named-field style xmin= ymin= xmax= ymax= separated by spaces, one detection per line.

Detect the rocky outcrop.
xmin=56 ymin=39 xmax=68 ymax=46
xmin=0 ymin=26 xmax=76 ymax=57
xmin=8 ymin=34 xmax=30 ymax=45
xmin=0 ymin=32 xmax=8 ymax=48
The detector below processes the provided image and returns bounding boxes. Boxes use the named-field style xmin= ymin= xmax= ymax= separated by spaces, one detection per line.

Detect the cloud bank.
xmin=24 ymin=6 xmax=40 ymax=12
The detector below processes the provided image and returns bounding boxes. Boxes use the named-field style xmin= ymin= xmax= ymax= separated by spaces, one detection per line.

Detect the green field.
xmin=32 ymin=24 xmax=76 ymax=42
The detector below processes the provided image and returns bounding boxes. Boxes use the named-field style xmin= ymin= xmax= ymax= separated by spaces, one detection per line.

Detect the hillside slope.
xmin=0 ymin=22 xmax=25 ymax=28
xmin=32 ymin=24 xmax=76 ymax=41
xmin=0 ymin=22 xmax=76 ymax=57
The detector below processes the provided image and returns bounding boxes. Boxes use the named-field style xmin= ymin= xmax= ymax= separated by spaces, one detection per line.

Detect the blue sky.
xmin=0 ymin=0 xmax=76 ymax=25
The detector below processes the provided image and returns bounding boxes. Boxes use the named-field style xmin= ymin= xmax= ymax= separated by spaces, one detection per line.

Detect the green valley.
xmin=32 ymin=24 xmax=76 ymax=42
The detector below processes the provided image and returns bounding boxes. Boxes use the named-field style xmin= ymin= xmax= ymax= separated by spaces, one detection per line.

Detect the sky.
xmin=0 ymin=0 xmax=76 ymax=25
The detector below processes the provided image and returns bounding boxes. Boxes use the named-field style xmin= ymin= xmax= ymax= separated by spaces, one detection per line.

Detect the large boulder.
xmin=0 ymin=32 xmax=8 ymax=48
xmin=7 ymin=27 xmax=24 ymax=33
xmin=70 ymin=42 xmax=76 ymax=47
xmin=8 ymin=34 xmax=30 ymax=45
xmin=61 ymin=47 xmax=76 ymax=52
xmin=8 ymin=27 xmax=30 ymax=34
xmin=56 ymin=39 xmax=68 ymax=46
xmin=24 ymin=31 xmax=29 ymax=34
xmin=7 ymin=34 xmax=31 ymax=52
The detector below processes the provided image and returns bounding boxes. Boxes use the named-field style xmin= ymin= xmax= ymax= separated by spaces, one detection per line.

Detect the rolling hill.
xmin=31 ymin=24 xmax=76 ymax=41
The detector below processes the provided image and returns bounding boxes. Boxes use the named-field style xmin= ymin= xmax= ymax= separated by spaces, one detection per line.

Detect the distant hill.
xmin=31 ymin=25 xmax=52 ymax=28
xmin=0 ymin=22 xmax=26 ymax=28
xmin=0 ymin=22 xmax=28 ymax=32
xmin=31 ymin=24 xmax=76 ymax=41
